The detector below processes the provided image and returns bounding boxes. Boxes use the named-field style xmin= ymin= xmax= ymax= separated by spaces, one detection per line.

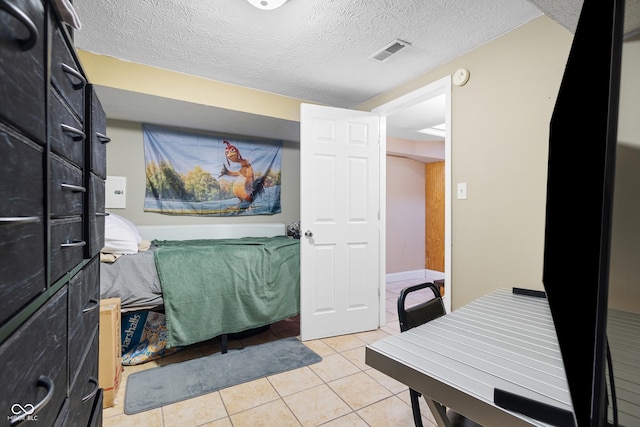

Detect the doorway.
xmin=373 ymin=76 xmax=452 ymax=314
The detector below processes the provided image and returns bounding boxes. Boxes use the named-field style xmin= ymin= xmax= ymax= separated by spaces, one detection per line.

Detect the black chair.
xmin=397 ymin=282 xmax=482 ymax=427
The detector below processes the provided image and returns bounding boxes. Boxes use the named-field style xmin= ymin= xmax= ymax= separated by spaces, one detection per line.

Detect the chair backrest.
xmin=397 ymin=282 xmax=446 ymax=332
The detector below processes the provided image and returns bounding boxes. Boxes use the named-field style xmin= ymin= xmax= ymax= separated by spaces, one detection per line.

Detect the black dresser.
xmin=0 ymin=1 xmax=108 ymax=425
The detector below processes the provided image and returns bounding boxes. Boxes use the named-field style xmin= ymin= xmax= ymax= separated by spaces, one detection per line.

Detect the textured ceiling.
xmin=71 ymin=0 xmax=638 ymax=146
xmin=73 ymin=0 xmax=547 ymax=109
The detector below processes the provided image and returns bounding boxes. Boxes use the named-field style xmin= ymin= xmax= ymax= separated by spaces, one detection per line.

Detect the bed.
xmin=99 ymin=215 xmax=300 ymax=353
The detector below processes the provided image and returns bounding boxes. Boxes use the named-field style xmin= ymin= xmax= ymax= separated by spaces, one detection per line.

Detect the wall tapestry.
xmin=143 ymin=124 xmax=282 ymax=216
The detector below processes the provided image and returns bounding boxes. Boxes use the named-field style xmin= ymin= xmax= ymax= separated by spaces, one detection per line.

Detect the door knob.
xmin=304 ymin=230 xmax=313 ymax=238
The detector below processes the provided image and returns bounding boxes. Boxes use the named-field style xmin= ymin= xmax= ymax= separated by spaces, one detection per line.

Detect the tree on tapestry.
xmin=143 ymin=124 xmax=282 ymax=216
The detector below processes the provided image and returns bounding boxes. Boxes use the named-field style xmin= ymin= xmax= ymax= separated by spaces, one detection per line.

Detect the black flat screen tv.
xmin=542 ymin=0 xmax=625 ymax=426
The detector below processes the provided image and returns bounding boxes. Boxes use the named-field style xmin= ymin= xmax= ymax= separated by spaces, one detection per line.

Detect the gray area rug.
xmin=124 ymin=337 xmax=322 ymax=414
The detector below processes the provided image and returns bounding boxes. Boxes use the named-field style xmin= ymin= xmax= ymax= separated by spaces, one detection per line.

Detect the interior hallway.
xmin=102 ymin=274 xmax=444 ymax=427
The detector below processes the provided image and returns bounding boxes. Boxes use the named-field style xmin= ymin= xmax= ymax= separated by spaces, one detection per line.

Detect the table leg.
xmin=424 ymin=398 xmax=453 ymax=427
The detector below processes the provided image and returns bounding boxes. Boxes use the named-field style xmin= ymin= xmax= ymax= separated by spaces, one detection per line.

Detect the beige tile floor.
xmin=102 ymin=278 xmax=442 ymax=427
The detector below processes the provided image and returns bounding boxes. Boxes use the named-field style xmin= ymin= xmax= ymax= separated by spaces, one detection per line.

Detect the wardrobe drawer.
xmin=68 ymin=331 xmax=99 ymax=427
xmin=50 ymin=90 xmax=85 ymax=168
xmin=50 ymin=20 xmax=85 ymax=118
xmin=51 ymin=154 xmax=85 ymax=218
xmin=87 ymin=389 xmax=103 ymax=427
xmin=68 ymin=258 xmax=100 ymax=385
xmin=0 ymin=126 xmax=45 ymax=325
xmin=0 ymin=0 xmax=46 ymax=143
xmin=68 ymin=257 xmax=100 ymax=329
xmin=50 ymin=217 xmax=85 ymax=284
xmin=53 ymin=398 xmax=70 ymax=427
xmin=88 ymin=174 xmax=106 ymax=257
xmin=0 ymin=124 xmax=44 ymax=215
xmin=0 ymin=217 xmax=45 ymax=326
xmin=88 ymin=85 xmax=109 ymax=179
xmin=0 ymin=287 xmax=68 ymax=427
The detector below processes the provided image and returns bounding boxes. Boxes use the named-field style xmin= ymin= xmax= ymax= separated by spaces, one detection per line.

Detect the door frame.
xmin=372 ymin=76 xmax=452 ymax=313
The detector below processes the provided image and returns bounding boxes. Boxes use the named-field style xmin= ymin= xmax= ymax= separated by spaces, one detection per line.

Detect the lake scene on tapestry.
xmin=143 ymin=124 xmax=282 ymax=216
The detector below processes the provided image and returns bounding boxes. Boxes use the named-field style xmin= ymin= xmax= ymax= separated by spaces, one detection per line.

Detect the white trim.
xmin=379 ymin=116 xmax=387 ymax=327
xmin=386 ymin=269 xmax=427 ymax=283
xmin=137 ymin=223 xmax=286 ymax=241
xmin=386 ymin=269 xmax=445 ymax=283
xmin=373 ymin=75 xmax=452 ymax=312
xmin=443 ymin=77 xmax=452 ymax=312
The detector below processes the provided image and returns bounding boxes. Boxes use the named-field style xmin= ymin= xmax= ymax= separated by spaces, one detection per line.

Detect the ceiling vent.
xmin=369 ymin=39 xmax=410 ymax=62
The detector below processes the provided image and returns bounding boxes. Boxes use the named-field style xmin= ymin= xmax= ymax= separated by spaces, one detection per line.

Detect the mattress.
xmin=100 ymin=246 xmax=164 ymax=312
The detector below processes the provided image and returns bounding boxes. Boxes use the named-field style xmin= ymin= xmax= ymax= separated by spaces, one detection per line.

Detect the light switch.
xmin=457 ymin=182 xmax=467 ymax=200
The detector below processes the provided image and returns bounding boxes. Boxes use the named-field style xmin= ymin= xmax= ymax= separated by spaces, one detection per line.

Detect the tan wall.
xmin=89 ymin=14 xmax=639 ymax=311
xmin=386 ymin=156 xmax=426 ymax=274
xmin=77 ymin=51 xmax=306 ymax=122
xmin=361 ymin=16 xmax=574 ymax=308
xmin=608 ymin=35 xmax=640 ymax=313
xmin=103 ymin=120 xmax=301 ymax=227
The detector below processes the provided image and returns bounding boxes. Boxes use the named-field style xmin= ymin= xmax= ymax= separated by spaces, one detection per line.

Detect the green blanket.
xmin=152 ymin=236 xmax=300 ymax=348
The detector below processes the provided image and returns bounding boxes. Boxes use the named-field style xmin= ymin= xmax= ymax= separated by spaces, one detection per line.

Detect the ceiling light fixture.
xmin=417 ymin=123 xmax=446 ymax=138
xmin=247 ymin=0 xmax=289 ymax=10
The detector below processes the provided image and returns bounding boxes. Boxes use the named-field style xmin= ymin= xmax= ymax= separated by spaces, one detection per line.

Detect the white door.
xmin=300 ymin=103 xmax=381 ymax=341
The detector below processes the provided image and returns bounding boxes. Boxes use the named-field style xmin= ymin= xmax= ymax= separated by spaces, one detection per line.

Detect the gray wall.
xmin=104 ymin=120 xmax=301 ymax=227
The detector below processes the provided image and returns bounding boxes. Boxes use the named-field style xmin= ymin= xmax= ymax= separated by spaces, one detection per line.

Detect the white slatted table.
xmin=366 ymin=288 xmax=572 ymax=427
xmin=607 ymin=309 xmax=640 ymax=426
xmin=366 ymin=288 xmax=640 ymax=426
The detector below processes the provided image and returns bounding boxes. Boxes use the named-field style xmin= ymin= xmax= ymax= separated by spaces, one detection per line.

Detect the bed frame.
xmin=134 ymin=222 xmax=289 ymax=353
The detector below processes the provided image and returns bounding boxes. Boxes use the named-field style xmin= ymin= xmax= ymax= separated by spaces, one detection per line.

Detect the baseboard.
xmin=386 ymin=269 xmax=445 ymax=283
xmin=386 ymin=269 xmax=424 ymax=283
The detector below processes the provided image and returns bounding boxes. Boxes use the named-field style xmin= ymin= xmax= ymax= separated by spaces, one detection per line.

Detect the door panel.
xmin=300 ymin=103 xmax=381 ymax=341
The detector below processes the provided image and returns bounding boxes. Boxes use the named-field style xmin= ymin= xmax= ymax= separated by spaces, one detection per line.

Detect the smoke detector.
xmin=369 ymin=39 xmax=410 ymax=62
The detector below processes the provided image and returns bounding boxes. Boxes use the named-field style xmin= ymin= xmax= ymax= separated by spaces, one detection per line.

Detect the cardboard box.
xmin=99 ymin=298 xmax=122 ymax=408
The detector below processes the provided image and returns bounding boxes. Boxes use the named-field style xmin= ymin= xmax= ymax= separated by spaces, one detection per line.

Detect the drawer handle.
xmin=61 ymin=63 xmax=87 ymax=90
xmin=96 ymin=212 xmax=110 ymax=217
xmin=61 ymin=183 xmax=86 ymax=193
xmin=82 ymin=377 xmax=99 ymax=403
xmin=10 ymin=375 xmax=54 ymax=426
xmin=83 ymin=298 xmax=99 ymax=314
xmin=60 ymin=123 xmax=85 ymax=141
xmin=0 ymin=0 xmax=39 ymax=51
xmin=0 ymin=216 xmax=40 ymax=225
xmin=96 ymin=132 xmax=111 ymax=144
xmin=61 ymin=239 xmax=86 ymax=248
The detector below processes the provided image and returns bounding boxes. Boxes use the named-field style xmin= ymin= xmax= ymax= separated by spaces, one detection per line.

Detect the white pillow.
xmin=102 ymin=213 xmax=142 ymax=254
